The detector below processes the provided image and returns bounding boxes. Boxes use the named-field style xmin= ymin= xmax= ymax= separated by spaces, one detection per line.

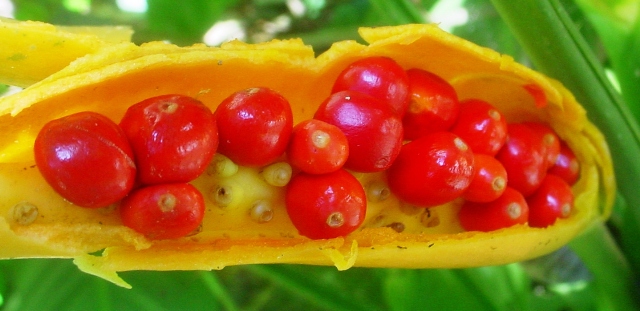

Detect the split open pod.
xmin=0 ymin=20 xmax=614 ymax=287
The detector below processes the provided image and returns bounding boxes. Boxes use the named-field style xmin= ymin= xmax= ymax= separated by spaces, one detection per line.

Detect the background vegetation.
xmin=1 ymin=0 xmax=639 ymax=310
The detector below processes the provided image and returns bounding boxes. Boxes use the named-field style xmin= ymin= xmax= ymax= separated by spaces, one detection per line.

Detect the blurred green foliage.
xmin=2 ymin=0 xmax=640 ymax=310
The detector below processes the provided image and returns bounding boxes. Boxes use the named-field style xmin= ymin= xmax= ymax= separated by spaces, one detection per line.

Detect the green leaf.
xmin=378 ymin=264 xmax=549 ymax=311
xmin=197 ymin=271 xmax=240 ymax=311
xmin=569 ymin=223 xmax=640 ymax=310
xmin=245 ymin=265 xmax=386 ymax=311
xmin=0 ymin=259 xmax=235 ymax=311
xmin=382 ymin=268 xmax=506 ymax=311
xmin=609 ymin=191 xmax=640 ymax=274
xmin=575 ymin=0 xmax=640 ymax=121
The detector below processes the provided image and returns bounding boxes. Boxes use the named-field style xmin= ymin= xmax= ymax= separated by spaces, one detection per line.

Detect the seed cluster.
xmin=32 ymin=56 xmax=581 ymax=240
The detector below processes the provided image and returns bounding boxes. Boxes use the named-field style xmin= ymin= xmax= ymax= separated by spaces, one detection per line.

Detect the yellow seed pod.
xmin=0 ymin=20 xmax=614 ymax=288
xmin=0 ymin=17 xmax=132 ymax=87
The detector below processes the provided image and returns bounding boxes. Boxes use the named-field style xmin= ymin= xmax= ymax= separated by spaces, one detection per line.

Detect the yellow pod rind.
xmin=0 ymin=22 xmax=614 ymax=287
xmin=0 ymin=17 xmax=132 ymax=88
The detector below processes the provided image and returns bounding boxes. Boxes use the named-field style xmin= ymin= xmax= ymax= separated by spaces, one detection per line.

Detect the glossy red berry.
xmin=120 ymin=183 xmax=205 ymax=240
xmin=402 ymin=68 xmax=460 ymax=140
xmin=463 ymin=154 xmax=508 ymax=203
xmin=523 ymin=122 xmax=560 ymax=169
xmin=287 ymin=119 xmax=349 ymax=174
xmin=119 ymin=94 xmax=218 ymax=185
xmin=332 ymin=56 xmax=410 ymax=116
xmin=34 ymin=111 xmax=136 ymax=208
xmin=215 ymin=87 xmax=293 ymax=167
xmin=450 ymin=99 xmax=508 ymax=156
xmin=526 ymin=174 xmax=574 ymax=228
xmin=314 ymin=90 xmax=403 ymax=172
xmin=548 ymin=142 xmax=580 ymax=185
xmin=285 ymin=169 xmax=367 ymax=239
xmin=458 ymin=187 xmax=529 ymax=232
xmin=496 ymin=123 xmax=547 ymax=196
xmin=387 ymin=132 xmax=475 ymax=207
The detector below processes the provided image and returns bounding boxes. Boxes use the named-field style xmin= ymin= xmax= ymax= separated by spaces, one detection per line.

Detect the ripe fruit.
xmin=548 ymin=142 xmax=580 ymax=185
xmin=526 ymin=174 xmax=574 ymax=228
xmin=120 ymin=183 xmax=205 ymax=240
xmin=314 ymin=90 xmax=403 ymax=172
xmin=458 ymin=187 xmax=529 ymax=232
xmin=119 ymin=94 xmax=218 ymax=185
xmin=331 ymin=56 xmax=410 ymax=116
xmin=402 ymin=68 xmax=460 ymax=140
xmin=463 ymin=154 xmax=508 ymax=203
xmin=287 ymin=119 xmax=349 ymax=174
xmin=215 ymin=87 xmax=293 ymax=167
xmin=285 ymin=169 xmax=367 ymax=239
xmin=34 ymin=111 xmax=136 ymax=208
xmin=496 ymin=123 xmax=547 ymax=196
xmin=387 ymin=132 xmax=475 ymax=207
xmin=450 ymin=99 xmax=508 ymax=156
xmin=523 ymin=122 xmax=560 ymax=169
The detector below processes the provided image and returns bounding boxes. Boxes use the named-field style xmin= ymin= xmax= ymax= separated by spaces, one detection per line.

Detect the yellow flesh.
xmin=0 ymin=21 xmax=615 ymax=287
